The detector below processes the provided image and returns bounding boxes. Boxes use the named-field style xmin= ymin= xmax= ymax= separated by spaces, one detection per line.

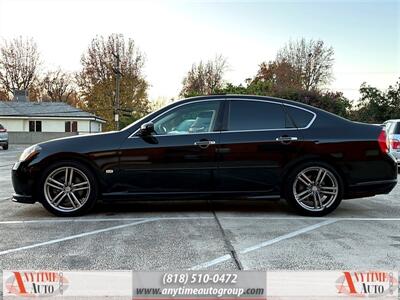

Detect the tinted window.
xmin=285 ymin=106 xmax=314 ymax=128
xmin=228 ymin=100 xmax=285 ymax=131
xmin=153 ymin=101 xmax=220 ymax=135
xmin=393 ymin=122 xmax=400 ymax=134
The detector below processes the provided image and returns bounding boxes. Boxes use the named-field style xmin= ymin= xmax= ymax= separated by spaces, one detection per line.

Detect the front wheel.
xmin=3 ymin=144 xmax=8 ymax=150
xmin=285 ymin=162 xmax=343 ymax=216
xmin=38 ymin=161 xmax=98 ymax=216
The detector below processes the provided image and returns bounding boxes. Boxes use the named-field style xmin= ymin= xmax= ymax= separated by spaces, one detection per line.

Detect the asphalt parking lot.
xmin=0 ymin=144 xmax=400 ymax=276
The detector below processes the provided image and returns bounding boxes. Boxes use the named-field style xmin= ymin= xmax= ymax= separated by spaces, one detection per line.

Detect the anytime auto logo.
xmin=336 ymin=271 xmax=398 ymax=297
xmin=4 ymin=271 xmax=69 ymax=297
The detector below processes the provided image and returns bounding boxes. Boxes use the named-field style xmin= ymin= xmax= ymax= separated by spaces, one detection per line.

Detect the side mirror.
xmin=139 ymin=122 xmax=155 ymax=136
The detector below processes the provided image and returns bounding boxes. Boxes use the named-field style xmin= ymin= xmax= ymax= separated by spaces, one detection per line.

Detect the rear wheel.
xmin=3 ymin=144 xmax=8 ymax=150
xmin=285 ymin=162 xmax=343 ymax=216
xmin=38 ymin=161 xmax=97 ymax=216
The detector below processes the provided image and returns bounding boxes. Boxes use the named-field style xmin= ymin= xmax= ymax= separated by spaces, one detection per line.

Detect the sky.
xmin=0 ymin=0 xmax=398 ymax=102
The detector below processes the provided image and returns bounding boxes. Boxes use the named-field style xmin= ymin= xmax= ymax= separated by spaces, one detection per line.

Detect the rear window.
xmin=285 ymin=106 xmax=314 ymax=128
xmin=228 ymin=100 xmax=285 ymax=130
xmin=393 ymin=122 xmax=400 ymax=134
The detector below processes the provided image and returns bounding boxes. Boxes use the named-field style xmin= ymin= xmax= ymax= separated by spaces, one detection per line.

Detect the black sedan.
xmin=11 ymin=95 xmax=398 ymax=217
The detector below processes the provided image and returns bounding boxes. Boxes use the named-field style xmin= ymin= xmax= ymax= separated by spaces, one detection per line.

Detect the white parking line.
xmin=0 ymin=218 xmax=156 ymax=256
xmin=0 ymin=218 xmax=148 ymax=224
xmin=221 ymin=216 xmax=400 ymax=221
xmin=189 ymin=219 xmax=337 ymax=270
xmin=0 ymin=216 xmax=214 ymax=224
xmin=1 ymin=216 xmax=400 ymax=224
xmin=190 ymin=254 xmax=232 ymax=270
xmin=240 ymin=219 xmax=337 ymax=254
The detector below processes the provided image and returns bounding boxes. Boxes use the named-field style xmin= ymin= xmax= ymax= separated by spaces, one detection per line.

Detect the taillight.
xmin=378 ymin=130 xmax=388 ymax=153
xmin=390 ymin=139 xmax=400 ymax=150
xmin=0 ymin=128 xmax=6 ymax=132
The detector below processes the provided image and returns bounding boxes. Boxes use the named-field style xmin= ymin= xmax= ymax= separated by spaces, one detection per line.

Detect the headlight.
xmin=19 ymin=145 xmax=42 ymax=162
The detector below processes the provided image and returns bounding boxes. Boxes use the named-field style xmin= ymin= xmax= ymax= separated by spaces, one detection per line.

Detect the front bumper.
xmin=12 ymin=193 xmax=35 ymax=204
xmin=389 ymin=150 xmax=400 ymax=164
xmin=11 ymin=163 xmax=37 ymax=204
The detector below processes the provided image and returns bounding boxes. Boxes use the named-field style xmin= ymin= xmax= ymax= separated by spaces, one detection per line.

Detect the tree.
xmin=180 ymin=55 xmax=227 ymax=97
xmin=351 ymin=79 xmax=400 ymax=123
xmin=0 ymin=37 xmax=40 ymax=98
xmin=255 ymin=60 xmax=302 ymax=90
xmin=77 ymin=34 xmax=149 ymax=131
xmin=40 ymin=69 xmax=76 ymax=103
xmin=277 ymin=38 xmax=334 ymax=91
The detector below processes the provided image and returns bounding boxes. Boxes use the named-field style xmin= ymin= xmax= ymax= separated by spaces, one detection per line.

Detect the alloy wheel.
xmin=44 ymin=166 xmax=91 ymax=212
xmin=292 ymin=166 xmax=339 ymax=212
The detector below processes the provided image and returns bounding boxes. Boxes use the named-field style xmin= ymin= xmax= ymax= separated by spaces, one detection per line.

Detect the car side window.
xmin=228 ymin=100 xmax=286 ymax=131
xmin=153 ymin=101 xmax=220 ymax=135
xmin=394 ymin=122 xmax=400 ymax=134
xmin=285 ymin=106 xmax=314 ymax=128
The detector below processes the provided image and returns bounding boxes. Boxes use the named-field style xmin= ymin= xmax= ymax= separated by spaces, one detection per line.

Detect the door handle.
xmin=275 ymin=136 xmax=298 ymax=143
xmin=194 ymin=140 xmax=216 ymax=149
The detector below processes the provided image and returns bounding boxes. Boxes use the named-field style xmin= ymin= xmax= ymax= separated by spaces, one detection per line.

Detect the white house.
xmin=0 ymin=92 xmax=106 ymax=144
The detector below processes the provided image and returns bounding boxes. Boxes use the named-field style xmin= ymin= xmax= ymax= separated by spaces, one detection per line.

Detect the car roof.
xmin=180 ymin=94 xmax=317 ymax=110
xmin=178 ymin=94 xmax=348 ymax=122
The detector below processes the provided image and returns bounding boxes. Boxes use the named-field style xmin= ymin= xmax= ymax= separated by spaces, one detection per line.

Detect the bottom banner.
xmin=2 ymin=270 xmax=399 ymax=299
xmin=3 ymin=270 xmax=132 ymax=299
xmin=267 ymin=271 xmax=398 ymax=299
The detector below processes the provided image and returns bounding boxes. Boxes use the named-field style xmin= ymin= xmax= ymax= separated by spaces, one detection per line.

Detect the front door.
xmin=118 ymin=100 xmax=222 ymax=194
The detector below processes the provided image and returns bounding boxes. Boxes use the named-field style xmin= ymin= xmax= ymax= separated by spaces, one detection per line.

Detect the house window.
xmin=65 ymin=121 xmax=78 ymax=132
xmin=29 ymin=121 xmax=42 ymax=132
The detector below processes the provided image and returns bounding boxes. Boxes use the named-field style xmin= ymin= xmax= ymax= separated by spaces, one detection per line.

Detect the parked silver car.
xmin=384 ymin=119 xmax=400 ymax=166
xmin=0 ymin=124 xmax=8 ymax=150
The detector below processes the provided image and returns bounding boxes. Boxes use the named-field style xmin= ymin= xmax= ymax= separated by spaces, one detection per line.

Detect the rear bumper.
xmin=345 ymin=179 xmax=397 ymax=199
xmin=0 ymin=140 xmax=8 ymax=145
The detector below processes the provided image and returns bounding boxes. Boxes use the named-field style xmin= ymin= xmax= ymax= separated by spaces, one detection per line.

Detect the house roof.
xmin=0 ymin=101 xmax=105 ymax=122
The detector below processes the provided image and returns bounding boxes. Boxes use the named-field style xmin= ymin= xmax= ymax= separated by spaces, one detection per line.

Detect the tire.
xmin=3 ymin=144 xmax=8 ymax=150
xmin=37 ymin=160 xmax=98 ymax=217
xmin=284 ymin=161 xmax=344 ymax=217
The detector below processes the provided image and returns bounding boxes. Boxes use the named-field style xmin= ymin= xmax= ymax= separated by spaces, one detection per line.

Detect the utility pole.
xmin=113 ymin=51 xmax=121 ymax=130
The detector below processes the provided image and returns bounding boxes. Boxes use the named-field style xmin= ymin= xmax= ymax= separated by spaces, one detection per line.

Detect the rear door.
xmin=216 ymin=99 xmax=306 ymax=194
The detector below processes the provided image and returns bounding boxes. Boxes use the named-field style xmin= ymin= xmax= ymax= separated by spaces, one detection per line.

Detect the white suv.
xmin=0 ymin=124 xmax=8 ymax=150
xmin=384 ymin=119 xmax=400 ymax=166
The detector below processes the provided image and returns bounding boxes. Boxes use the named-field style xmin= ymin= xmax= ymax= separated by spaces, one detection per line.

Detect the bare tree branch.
xmin=0 ymin=37 xmax=40 ymax=96
xmin=180 ymin=55 xmax=228 ymax=97
xmin=277 ymin=38 xmax=334 ymax=91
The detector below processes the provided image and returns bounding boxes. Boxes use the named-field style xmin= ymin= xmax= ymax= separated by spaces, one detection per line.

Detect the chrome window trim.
xmin=227 ymin=98 xmax=317 ymax=131
xmin=128 ymin=97 xmax=317 ymax=139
